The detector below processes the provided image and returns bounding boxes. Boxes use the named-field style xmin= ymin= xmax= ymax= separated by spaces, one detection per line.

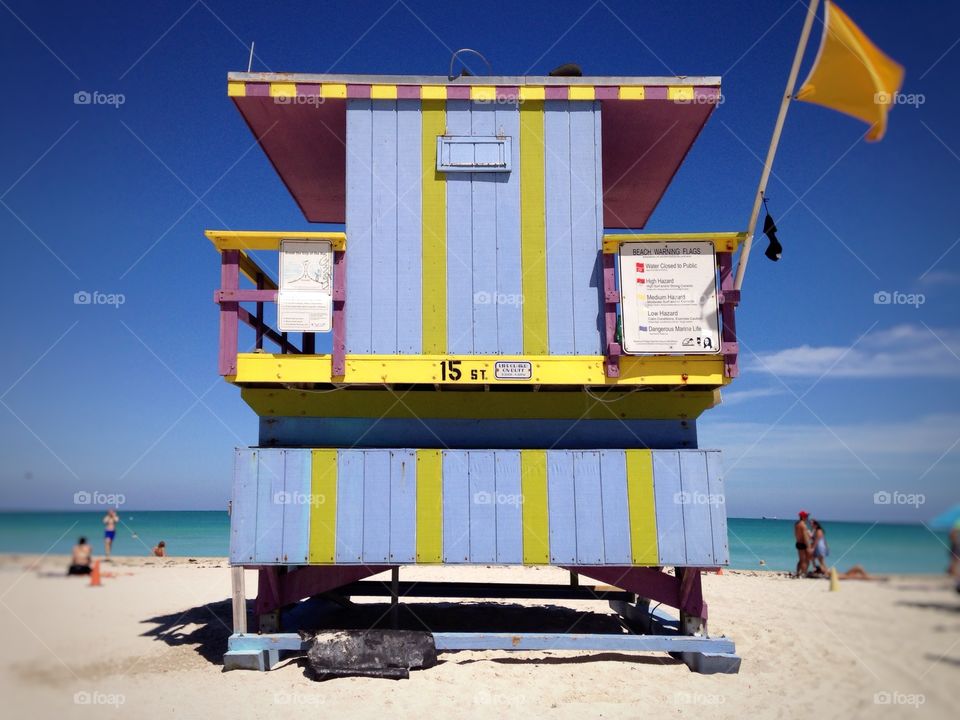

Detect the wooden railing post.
xmin=718 ymin=252 xmax=740 ymax=378
xmin=255 ymin=272 xmax=265 ymax=351
xmin=219 ymin=250 xmax=240 ymax=376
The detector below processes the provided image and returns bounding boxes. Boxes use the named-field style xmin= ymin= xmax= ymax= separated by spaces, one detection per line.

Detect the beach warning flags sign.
xmin=795 ymin=1 xmax=905 ymax=141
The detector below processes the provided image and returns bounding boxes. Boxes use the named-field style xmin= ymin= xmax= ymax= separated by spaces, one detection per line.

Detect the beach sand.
xmin=0 ymin=555 xmax=956 ymax=719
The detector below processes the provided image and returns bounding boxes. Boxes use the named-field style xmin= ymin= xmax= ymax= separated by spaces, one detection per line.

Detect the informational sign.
xmin=278 ymin=239 xmax=333 ymax=333
xmin=618 ymin=241 xmax=720 ymax=355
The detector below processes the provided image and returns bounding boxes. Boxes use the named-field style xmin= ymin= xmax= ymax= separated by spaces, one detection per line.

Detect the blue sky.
xmin=0 ymin=0 xmax=958 ymax=522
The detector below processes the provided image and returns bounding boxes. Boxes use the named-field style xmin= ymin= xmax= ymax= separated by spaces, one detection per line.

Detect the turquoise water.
xmin=0 ymin=512 xmax=952 ymax=574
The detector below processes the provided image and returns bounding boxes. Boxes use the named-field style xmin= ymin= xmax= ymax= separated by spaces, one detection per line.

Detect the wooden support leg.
xmin=390 ymin=567 xmax=400 ymax=630
xmin=231 ymin=566 xmax=247 ymax=634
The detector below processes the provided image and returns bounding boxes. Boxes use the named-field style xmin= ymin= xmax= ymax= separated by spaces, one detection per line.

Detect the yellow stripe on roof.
xmin=668 ymin=86 xmax=695 ymax=101
xmin=227 ymin=82 xmax=245 ymax=97
xmin=269 ymin=83 xmax=296 ymax=98
xmin=519 ymin=100 xmax=548 ymax=355
xmin=420 ymin=85 xmax=447 ymax=100
xmin=470 ymin=86 xmax=496 ymax=101
xmin=619 ymin=86 xmax=646 ymax=100
xmin=421 ymin=99 xmax=447 ymax=353
xmin=416 ymin=450 xmax=443 ymax=563
xmin=321 ymin=83 xmax=347 ymax=98
xmin=626 ymin=450 xmax=659 ymax=565
xmin=521 ymin=450 xmax=550 ymax=564
xmin=308 ymin=450 xmax=338 ymax=564
xmin=519 ymin=86 xmax=545 ymax=101
xmin=569 ymin=86 xmax=595 ymax=101
xmin=371 ymin=84 xmax=398 ymax=99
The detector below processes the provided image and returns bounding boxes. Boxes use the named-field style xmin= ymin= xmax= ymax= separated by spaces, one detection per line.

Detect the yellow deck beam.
xmin=602 ymin=232 xmax=747 ymax=254
xmin=205 ymin=230 xmax=347 ymax=252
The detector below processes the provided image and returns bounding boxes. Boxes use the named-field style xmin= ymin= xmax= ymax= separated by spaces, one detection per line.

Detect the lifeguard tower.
xmin=210 ymin=69 xmax=742 ymax=674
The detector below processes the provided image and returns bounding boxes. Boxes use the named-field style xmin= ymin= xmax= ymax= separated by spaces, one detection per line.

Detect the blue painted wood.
xmin=281 ymin=449 xmax=311 ymax=564
xmin=230 ymin=449 xmax=259 ymax=564
xmin=470 ymin=103 xmax=500 ymax=354
xmin=494 ymin=451 xmax=523 ymax=564
xmin=432 ymin=632 xmax=735 ymax=654
xmin=652 ymin=451 xmax=686 ymax=565
xmin=228 ymin=633 xmax=305 ymax=652
xmin=679 ymin=451 xmax=714 ymax=565
xmin=705 ymin=451 xmax=729 ymax=565
xmin=361 ymin=450 xmax=391 ymax=562
xmin=442 ymin=450 xmax=471 ymax=562
xmin=345 ymin=99 xmax=373 ymax=354
xmin=370 ymin=101 xmax=399 ymax=354
xmin=335 ymin=450 xmax=365 ymax=562
xmin=444 ymin=100 xmax=474 ymax=354
xmin=468 ymin=450 xmax=497 ymax=563
xmin=573 ymin=451 xmax=604 ymax=564
xmin=255 ymin=449 xmax=285 ymax=563
xmin=547 ymin=450 xmax=577 ymax=563
xmin=598 ymin=450 xmax=632 ymax=564
xmin=569 ymin=102 xmax=603 ymax=354
xmin=389 ymin=449 xmax=417 ymax=563
xmin=494 ymin=101 xmax=523 ymax=354
xmin=544 ymin=102 xmax=575 ymax=354
xmin=395 ymin=100 xmax=423 ymax=354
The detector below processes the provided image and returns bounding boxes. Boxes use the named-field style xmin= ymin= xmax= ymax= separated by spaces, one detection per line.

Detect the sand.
xmin=0 ymin=555 xmax=956 ymax=719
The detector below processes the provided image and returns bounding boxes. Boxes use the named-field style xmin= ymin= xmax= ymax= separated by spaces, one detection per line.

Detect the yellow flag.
xmin=795 ymin=1 xmax=904 ymax=141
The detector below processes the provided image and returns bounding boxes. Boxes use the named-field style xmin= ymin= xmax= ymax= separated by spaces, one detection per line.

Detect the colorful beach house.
xmin=209 ymin=70 xmax=742 ymax=673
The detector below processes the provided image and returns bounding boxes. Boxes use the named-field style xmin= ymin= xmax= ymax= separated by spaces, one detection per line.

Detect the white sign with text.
xmin=278 ymin=239 xmax=333 ymax=333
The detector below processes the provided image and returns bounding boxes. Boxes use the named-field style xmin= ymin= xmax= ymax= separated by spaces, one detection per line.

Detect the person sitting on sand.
xmin=836 ymin=565 xmax=874 ymax=580
xmin=68 ymin=537 xmax=92 ymax=575
xmin=103 ymin=508 xmax=118 ymax=559
xmin=810 ymin=520 xmax=829 ymax=576
xmin=152 ymin=541 xmax=166 ymax=557
xmin=794 ymin=510 xmax=812 ymax=577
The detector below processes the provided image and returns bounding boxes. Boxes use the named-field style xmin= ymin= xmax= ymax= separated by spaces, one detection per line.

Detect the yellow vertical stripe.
xmin=421 ymin=100 xmax=447 ymax=353
xmin=626 ymin=450 xmax=659 ymax=565
xmin=519 ymin=101 xmax=548 ymax=354
xmin=521 ymin=450 xmax=549 ymax=564
xmin=416 ymin=450 xmax=443 ymax=562
xmin=308 ymin=450 xmax=338 ymax=563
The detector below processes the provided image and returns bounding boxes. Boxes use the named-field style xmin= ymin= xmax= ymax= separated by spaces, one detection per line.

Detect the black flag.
xmin=763 ymin=211 xmax=782 ymax=262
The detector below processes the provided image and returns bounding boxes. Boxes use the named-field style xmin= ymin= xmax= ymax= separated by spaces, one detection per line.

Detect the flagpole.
xmin=734 ymin=0 xmax=821 ymax=291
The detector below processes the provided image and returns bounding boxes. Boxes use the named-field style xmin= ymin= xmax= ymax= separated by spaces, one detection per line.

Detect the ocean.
xmin=0 ymin=512 xmax=952 ymax=575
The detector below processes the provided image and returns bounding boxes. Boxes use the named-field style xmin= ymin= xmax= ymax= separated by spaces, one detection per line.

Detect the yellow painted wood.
xmin=420 ymin=85 xmax=447 ymax=100
xmin=603 ymin=231 xmax=747 ymax=254
xmin=668 ymin=86 xmax=695 ymax=101
xmin=518 ymin=86 xmax=545 ymax=101
xmin=371 ymin=84 xmax=398 ymax=99
xmin=421 ymin=99 xmax=447 ymax=353
xmin=416 ymin=450 xmax=443 ymax=563
xmin=227 ymin=82 xmax=246 ymax=97
xmin=241 ymin=387 xmax=719 ymax=420
xmin=269 ymin=83 xmax=297 ymax=98
xmin=519 ymin=100 xmax=548 ymax=355
xmin=470 ymin=86 xmax=496 ymax=101
xmin=232 ymin=353 xmax=731 ymax=387
xmin=308 ymin=449 xmax=338 ymax=564
xmin=321 ymin=83 xmax=347 ymax=98
xmin=205 ymin=230 xmax=347 ymax=252
xmin=619 ymin=86 xmax=646 ymax=100
xmin=568 ymin=86 xmax=596 ymax=101
xmin=521 ymin=450 xmax=550 ymax=564
xmin=625 ymin=450 xmax=659 ymax=565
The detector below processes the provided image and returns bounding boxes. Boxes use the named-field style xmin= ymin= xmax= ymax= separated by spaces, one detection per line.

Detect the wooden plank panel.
xmin=468 ymin=450 xmax=497 ymax=563
xmin=370 ymin=101 xmax=399 ymax=353
xmin=389 ymin=449 xmax=417 ymax=563
xmin=445 ymin=100 xmax=474 ymax=354
xmin=345 ymin=99 xmax=373 ymax=353
xmin=396 ymin=100 xmax=423 ymax=354
xmin=281 ymin=449 xmax=310 ymax=563
xmin=547 ymin=450 xmax=577 ymax=564
xmin=652 ymin=450 xmax=686 ymax=565
xmin=494 ymin=101 xmax=523 ymax=354
xmin=679 ymin=451 xmax=715 ymax=566
xmin=255 ymin=449 xmax=284 ymax=563
xmin=706 ymin=451 xmax=730 ymax=565
xmin=469 ymin=103 xmax=499 ymax=353
xmin=416 ymin=449 xmax=443 ymax=563
xmin=599 ymin=450 xmax=632 ymax=565
xmin=520 ymin=449 xmax=549 ymax=564
xmin=544 ymin=102 xmax=575 ymax=354
xmin=230 ymin=449 xmax=258 ymax=564
xmin=442 ymin=450 xmax=471 ymax=562
xmin=519 ymin=100 xmax=548 ymax=354
xmin=625 ymin=449 xmax=659 ymax=565
xmin=308 ymin=449 xmax=338 ymax=564
xmin=573 ymin=451 xmax=604 ymax=564
xmin=569 ymin=102 xmax=603 ymax=355
xmin=335 ymin=450 xmax=364 ymax=562
xmin=362 ymin=450 xmax=391 ymax=562
xmin=494 ymin=451 xmax=523 ymax=564
xmin=421 ymin=100 xmax=447 ymax=353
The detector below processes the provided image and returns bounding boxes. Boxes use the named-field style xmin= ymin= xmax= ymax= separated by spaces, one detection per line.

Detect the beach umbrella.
xmin=928 ymin=504 xmax=960 ymax=530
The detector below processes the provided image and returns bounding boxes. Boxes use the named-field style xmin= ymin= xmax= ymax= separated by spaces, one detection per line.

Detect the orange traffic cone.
xmin=89 ymin=560 xmax=101 ymax=587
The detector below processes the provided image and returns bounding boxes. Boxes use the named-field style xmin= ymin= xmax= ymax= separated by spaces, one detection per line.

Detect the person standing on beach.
xmin=103 ymin=508 xmax=119 ymax=559
xmin=794 ymin=511 xmax=812 ymax=577
xmin=810 ymin=520 xmax=829 ymax=576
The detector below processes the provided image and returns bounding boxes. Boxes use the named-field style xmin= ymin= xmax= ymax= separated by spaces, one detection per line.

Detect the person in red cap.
xmin=794 ymin=511 xmax=813 ymax=577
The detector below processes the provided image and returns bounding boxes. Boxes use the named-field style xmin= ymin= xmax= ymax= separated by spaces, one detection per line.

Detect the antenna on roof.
xmin=247 ymin=41 xmax=255 ymax=73
xmin=448 ymin=48 xmax=492 ymax=80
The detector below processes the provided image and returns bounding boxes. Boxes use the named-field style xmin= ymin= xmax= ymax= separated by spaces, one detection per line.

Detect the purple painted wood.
xmin=396 ymin=85 xmax=420 ymax=99
xmin=545 ymin=86 xmax=568 ymax=100
xmin=346 ymin=84 xmax=371 ymax=99
xmin=595 ymin=86 xmax=618 ymax=100
xmin=644 ymin=86 xmax=668 ymax=100
xmin=245 ymin=83 xmax=270 ymax=97
xmin=219 ymin=250 xmax=240 ymax=376
xmin=215 ymin=289 xmax=278 ymax=303
xmin=694 ymin=86 xmax=721 ymax=104
xmin=446 ymin=86 xmax=470 ymax=100
xmin=717 ymin=252 xmax=739 ymax=378
xmin=254 ymin=565 xmax=391 ymax=616
xmin=496 ymin=86 xmax=519 ymax=101
xmin=602 ymin=252 xmax=620 ymax=378
xmin=332 ymin=250 xmax=347 ymax=378
xmin=296 ymin=83 xmax=320 ymax=96
xmin=564 ymin=565 xmax=707 ymax=620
